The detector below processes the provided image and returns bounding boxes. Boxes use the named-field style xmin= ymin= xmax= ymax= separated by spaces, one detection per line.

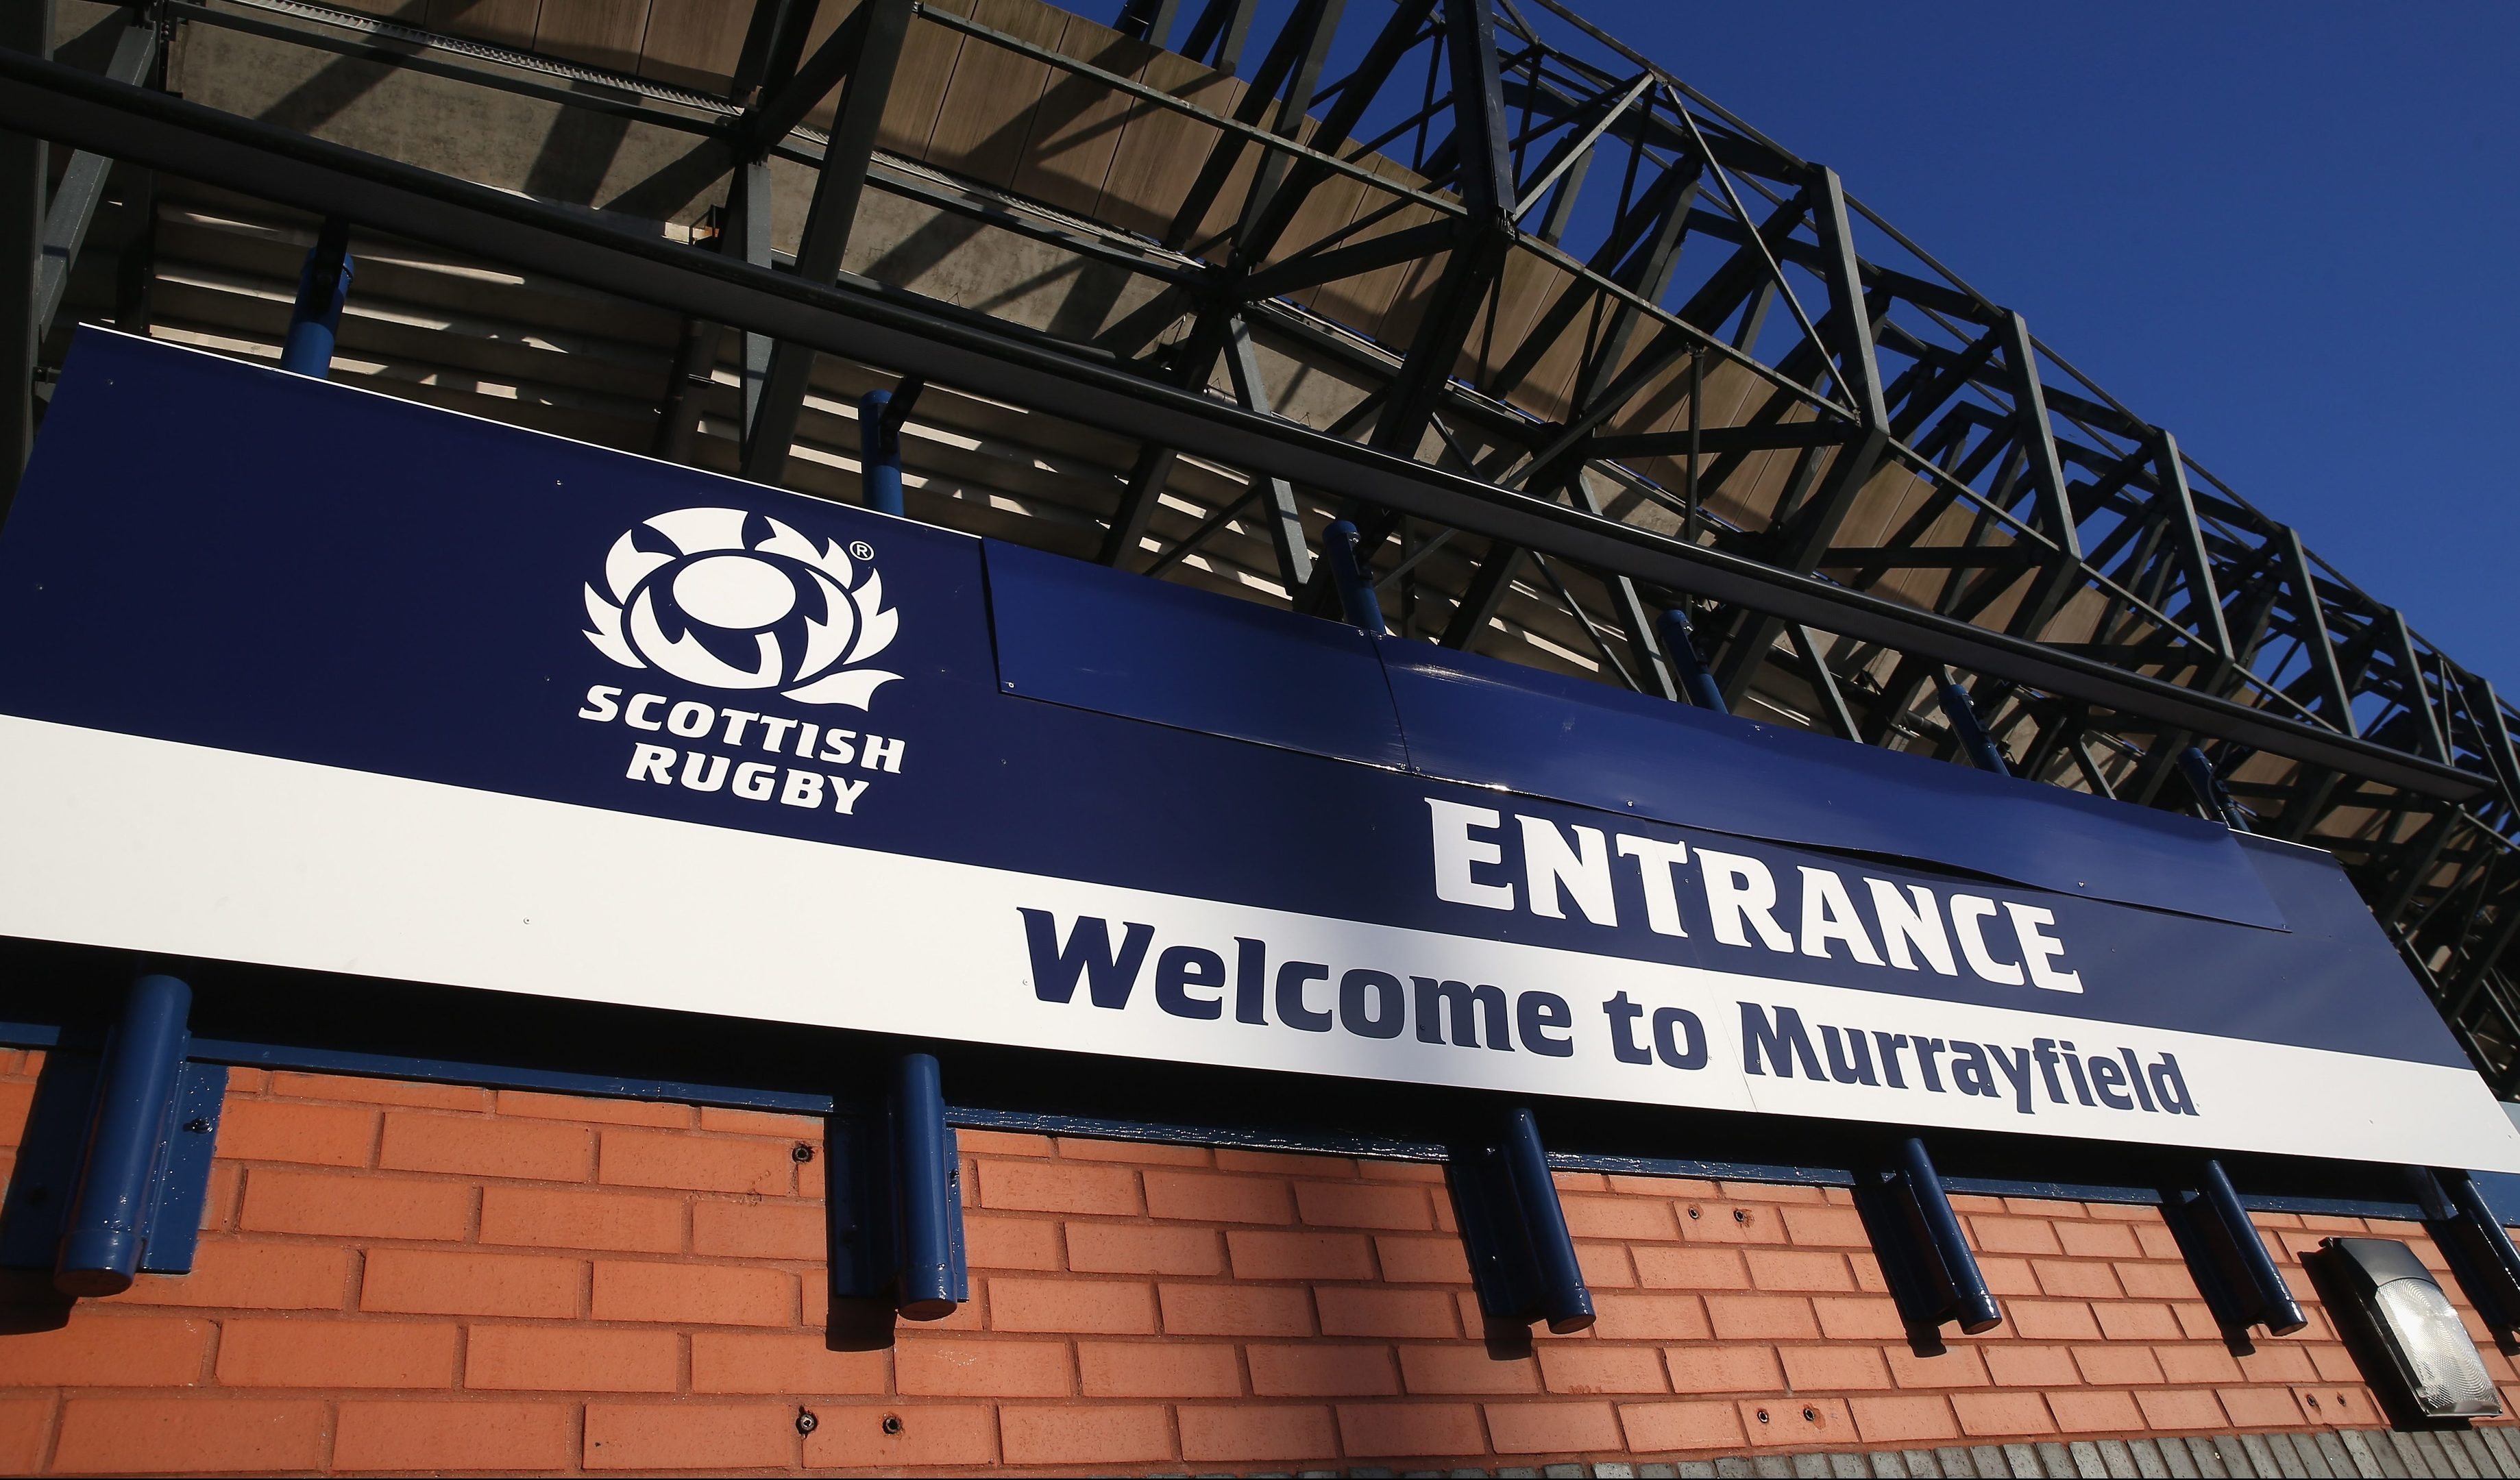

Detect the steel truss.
xmin=8 ymin=0 xmax=2520 ymax=1091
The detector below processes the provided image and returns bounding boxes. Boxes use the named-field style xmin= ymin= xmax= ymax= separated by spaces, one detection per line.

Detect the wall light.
xmin=2312 ymin=1237 xmax=2501 ymax=1423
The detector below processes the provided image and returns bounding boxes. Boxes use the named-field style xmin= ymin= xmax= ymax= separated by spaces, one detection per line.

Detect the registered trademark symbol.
xmin=850 ymin=541 xmax=874 ymax=561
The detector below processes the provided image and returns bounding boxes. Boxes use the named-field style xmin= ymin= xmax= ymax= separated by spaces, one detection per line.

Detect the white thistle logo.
xmin=583 ymin=506 xmax=902 ymax=709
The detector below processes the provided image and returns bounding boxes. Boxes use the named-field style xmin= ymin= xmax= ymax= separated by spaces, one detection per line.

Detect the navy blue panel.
xmin=983 ymin=540 xmax=1406 ymax=769
xmin=1380 ymin=640 xmax=2284 ymax=930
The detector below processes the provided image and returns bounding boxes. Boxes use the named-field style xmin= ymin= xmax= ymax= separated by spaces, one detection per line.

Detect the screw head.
xmin=792 ymin=1143 xmax=816 ymax=1163
xmin=795 ymin=1407 xmax=818 ymax=1435
xmin=184 ymin=1118 xmax=212 ymax=1134
xmin=881 ymin=1414 xmax=904 ymax=1437
xmin=1756 ymin=1409 xmax=1770 ymax=1424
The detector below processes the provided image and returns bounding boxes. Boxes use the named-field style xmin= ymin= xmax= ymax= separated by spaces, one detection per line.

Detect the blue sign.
xmin=0 ymin=330 xmax=2508 ymax=1169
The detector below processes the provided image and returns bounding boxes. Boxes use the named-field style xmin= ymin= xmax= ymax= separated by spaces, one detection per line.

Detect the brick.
xmin=1778 ymin=1344 xmax=1894 ymax=1390
xmin=0 ymin=1398 xmax=45 ymax=1474
xmin=216 ymin=1099 xmax=376 ymax=1167
xmin=239 ymin=1168 xmax=472 ymax=1242
xmin=2094 ymin=1301 xmax=2185 ymax=1342
xmin=1985 ymin=1344 xmax=2081 ymax=1388
xmin=803 ymin=1402 xmax=994 ymax=1468
xmin=1746 ymin=1248 xmax=1857 ymax=1292
xmin=693 ymin=1200 xmax=822 ymax=1261
xmin=1247 ymin=1341 xmax=1398 ymax=1396
xmin=1619 ymin=1398 xmax=1748 ymax=1453
xmin=1000 ymin=1403 xmax=1172 ymax=1466
xmin=1217 ymin=1148 xmax=1355 ymax=1177
xmin=1812 ymin=1294 xmax=1907 ymax=1340
xmin=2116 ymin=1261 xmax=2202 ymax=1299
xmin=467 ymin=1325 xmax=679 ymax=1392
xmin=1969 ymin=1216 xmax=2063 ymax=1255
xmin=202 ymin=1162 xmax=242 ymax=1231
xmin=964 ymin=1213 xmax=1061 ymax=1271
xmin=895 ymin=1337 xmax=1071 ymax=1396
xmin=1399 ymin=1344 xmax=1540 ymax=1394
xmin=1977 ymin=1256 xmax=2041 ymax=1296
xmin=585 ymin=1402 xmax=793 ymax=1469
xmin=1065 ymin=1222 xmax=1222 ymax=1276
xmin=1053 ymin=1136 xmax=1208 ymax=1166
xmin=374 ymin=1111 xmax=588 ymax=1181
xmin=1889 ymin=1344 xmax=1990 ymax=1389
xmin=0 ymin=1312 xmax=210 ymax=1386
xmin=1160 ymin=1282 xmax=1313 ymax=1336
xmin=1294 ymin=1179 xmax=1433 ymax=1230
xmin=1487 ymin=1398 xmax=1619 ymax=1453
xmin=2134 ymin=1387 xmax=2227 ymax=1431
xmin=1850 ymin=1394 xmax=1960 ymax=1444
xmin=1778 ymin=1205 xmax=1870 ymax=1246
xmin=689 ymin=1332 xmax=888 ymax=1394
xmin=975 ymin=1159 xmax=1141 ymax=1216
xmin=1360 ymin=1159 xmax=1448 ymax=1183
xmin=111 ymin=1240 xmax=350 ymax=1311
xmin=1143 ymin=1169 xmax=1295 ymax=1224
xmin=2171 ymin=1301 xmax=2223 ymax=1340
xmin=2070 ymin=1344 xmax=2164 ymax=1386
xmin=1227 ymin=1229 xmax=1373 ymax=1281
xmin=2218 ymin=1384 xmax=2305 ymax=1427
xmin=1737 ymin=1395 xmax=1852 ymax=1447
xmin=480 ymin=1185 xmax=685 ymax=1255
xmin=2029 ymin=1259 xmax=2122 ymax=1300
xmin=979 ymin=1275 xmax=1153 ymax=1333
xmin=1539 ymin=1344 xmax=1667 ymax=1394
xmin=217 ymin=1319 xmax=457 ymax=1388
xmin=53 ymin=1398 xmax=324 ymax=1473
xmin=1634 ymin=1245 xmax=1751 ymax=1290
xmin=1576 ymin=1240 xmax=1638 ymax=1287
xmin=2134 ymin=1223 xmax=2183 ymax=1260
xmin=1079 ymin=1339 xmax=1241 ymax=1397
xmin=698 ymin=1105 xmax=819 ymax=1138
xmin=957 ymin=1128 xmax=1053 ymax=1156
xmin=2008 ymin=1299 xmax=2104 ymax=1340
xmin=1665 ymin=1344 xmax=1785 ymax=1392
xmin=1952 ymin=1390 xmax=2056 ymax=1436
xmin=496 ymin=1088 xmax=691 ymax=1128
xmin=334 ymin=1401 xmax=574 ymax=1471
xmin=2231 ymin=1343 xmax=2319 ymax=1383
xmin=591 ymin=1259 xmax=792 ymax=1326
xmin=1319 ymin=1286 xmax=1461 ymax=1340
xmin=1375 ymin=1233 xmax=1472 ymax=1284
xmin=363 ymin=1248 xmax=580 ymax=1318
xmin=1336 ymin=1401 xmax=1484 ymax=1458
xmin=1178 ymin=1403 xmax=1337 ymax=1464
xmin=598 ymin=1126 xmax=790 ymax=1195
xmin=1704 ymin=1292 xmax=1818 ymax=1341
xmin=271 ymin=1072 xmax=489 ymax=1111
xmin=2051 ymin=1388 xmax=2146 ymax=1433
xmin=2055 ymin=1220 xmax=2143 ymax=1259
xmin=1560 ymin=1193 xmax=1680 ymax=1242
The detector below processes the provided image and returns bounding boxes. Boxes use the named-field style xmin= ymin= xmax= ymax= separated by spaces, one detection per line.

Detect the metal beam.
xmin=0 ymin=0 xmax=49 ymax=509
xmin=0 ymin=49 xmax=2486 ymax=802
xmin=1219 ymin=317 xmax=1314 ymax=591
xmin=2275 ymin=523 xmax=2357 ymax=735
xmin=31 ymin=14 xmax=156 ymax=341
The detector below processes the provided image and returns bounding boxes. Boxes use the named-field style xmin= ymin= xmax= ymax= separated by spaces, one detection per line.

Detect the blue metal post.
xmin=890 ymin=1052 xmax=962 ymax=1319
xmin=1935 ymin=676 xmax=2010 ymax=776
xmin=280 ymin=217 xmax=353 ymax=378
xmin=2178 ymin=746 xmax=2249 ymax=830
xmin=56 ymin=973 xmax=191 ymax=1296
xmin=1323 ymin=519 xmax=1386 ymax=634
xmin=857 ymin=389 xmax=905 ymax=516
xmin=2200 ymin=1158 xmax=2307 ymax=1333
xmin=1654 ymin=607 xmax=1728 ymax=713
xmin=2425 ymin=1167 xmax=2520 ymax=1327
xmin=1499 ymin=1109 xmax=1593 ymax=1332
xmin=1897 ymin=1137 xmax=2003 ymax=1333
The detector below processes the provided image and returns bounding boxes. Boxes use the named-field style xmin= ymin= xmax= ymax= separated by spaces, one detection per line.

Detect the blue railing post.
xmin=55 ymin=973 xmax=192 ymax=1296
xmin=1654 ymin=606 xmax=1728 ymax=713
xmin=280 ymin=217 xmax=354 ymax=378
xmin=2197 ymin=1158 xmax=2307 ymax=1334
xmin=1322 ymin=519 xmax=1386 ymax=634
xmin=857 ymin=389 xmax=905 ymax=516
xmin=1449 ymin=1109 xmax=1594 ymax=1334
xmin=2178 ymin=746 xmax=2249 ymax=830
xmin=2413 ymin=1167 xmax=2520 ymax=1331
xmin=1498 ymin=1109 xmax=1593 ymax=1333
xmin=888 ymin=1052 xmax=964 ymax=1320
xmin=1935 ymin=676 xmax=2010 ymax=776
xmin=1894 ymin=1136 xmax=2003 ymax=1333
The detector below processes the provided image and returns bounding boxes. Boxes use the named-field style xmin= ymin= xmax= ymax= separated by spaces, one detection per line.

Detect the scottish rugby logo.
xmin=583 ymin=506 xmax=901 ymax=709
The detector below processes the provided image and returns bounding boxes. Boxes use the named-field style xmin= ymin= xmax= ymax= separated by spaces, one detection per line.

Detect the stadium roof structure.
xmin=7 ymin=0 xmax=2520 ymax=1089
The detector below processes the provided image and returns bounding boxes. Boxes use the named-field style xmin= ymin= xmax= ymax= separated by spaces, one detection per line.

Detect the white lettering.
xmin=732 ymin=761 xmax=777 ymax=801
xmin=1426 ymin=799 xmax=1515 ymax=911
xmin=624 ymin=693 xmax=665 ymax=731
xmin=1615 ymin=835 xmax=1690 ymax=937
xmin=780 ymin=769 xmax=825 ymax=809
xmin=1798 ymin=867 xmax=1884 ymax=965
xmin=666 ymin=700 xmax=713 ymax=738
xmin=1866 ymin=879 xmax=1958 ymax=975
xmin=830 ymin=776 xmax=871 ymax=813
xmin=818 ymin=729 xmax=857 ymax=765
xmin=626 ymin=743 xmax=675 ymax=783
xmin=757 ymin=715 xmax=798 ymax=752
xmin=1950 ymin=896 xmax=2026 ymax=985
xmin=1698 ymin=849 xmax=1793 ymax=951
xmin=680 ymin=751 xmax=729 ymax=792
xmin=2004 ymin=903 xmax=2083 ymax=993
xmin=1519 ymin=816 xmax=1617 ymax=926
xmin=577 ymin=684 xmax=622 ymax=722
xmin=861 ymin=735 xmax=907 ymax=773
xmin=719 ymin=709 xmax=760 ymax=746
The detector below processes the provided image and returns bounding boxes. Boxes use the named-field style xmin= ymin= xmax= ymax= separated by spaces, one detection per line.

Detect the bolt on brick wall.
xmin=0 ymin=1053 xmax=2507 ymax=1475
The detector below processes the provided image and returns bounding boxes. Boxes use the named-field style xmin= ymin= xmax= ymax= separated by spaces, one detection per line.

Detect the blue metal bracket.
xmin=856 ymin=376 xmax=922 ymax=517
xmin=280 ymin=217 xmax=354 ymax=378
xmin=1934 ymin=676 xmax=2011 ymax=776
xmin=829 ymin=1052 xmax=967 ymax=1322
xmin=1654 ymin=606 xmax=1728 ymax=714
xmin=1856 ymin=1136 xmax=2003 ymax=1336
xmin=1323 ymin=519 xmax=1387 ymax=635
xmin=0 ymin=974 xmax=225 ymax=1293
xmin=2178 ymin=746 xmax=2251 ymax=831
xmin=2412 ymin=1166 xmax=2520 ymax=1333
xmin=2163 ymin=1158 xmax=2307 ymax=1337
xmin=1449 ymin=1109 xmax=1594 ymax=1334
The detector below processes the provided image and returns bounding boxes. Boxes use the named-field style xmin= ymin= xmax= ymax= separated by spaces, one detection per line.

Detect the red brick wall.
xmin=0 ymin=1051 xmax=2506 ymax=1473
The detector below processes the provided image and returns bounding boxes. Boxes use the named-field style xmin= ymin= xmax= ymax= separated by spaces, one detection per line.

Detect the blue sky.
xmin=1574 ymin=0 xmax=2520 ymax=687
